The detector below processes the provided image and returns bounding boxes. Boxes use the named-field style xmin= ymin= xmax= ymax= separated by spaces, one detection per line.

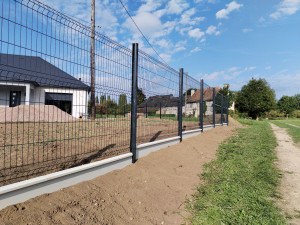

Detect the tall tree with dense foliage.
xmin=218 ymin=85 xmax=236 ymax=108
xmin=137 ymin=88 xmax=146 ymax=105
xmin=100 ymin=95 xmax=106 ymax=103
xmin=235 ymin=78 xmax=276 ymax=119
xmin=277 ymin=96 xmax=298 ymax=117
xmin=295 ymin=94 xmax=300 ymax=109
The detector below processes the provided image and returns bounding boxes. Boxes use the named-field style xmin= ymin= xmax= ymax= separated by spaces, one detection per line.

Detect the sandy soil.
xmin=0 ymin=118 xmax=241 ymax=225
xmin=0 ymin=105 xmax=75 ymax=122
xmin=270 ymin=123 xmax=300 ymax=224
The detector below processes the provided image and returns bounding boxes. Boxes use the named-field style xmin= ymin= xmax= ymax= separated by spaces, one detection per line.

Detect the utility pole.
xmin=90 ymin=0 xmax=96 ymax=120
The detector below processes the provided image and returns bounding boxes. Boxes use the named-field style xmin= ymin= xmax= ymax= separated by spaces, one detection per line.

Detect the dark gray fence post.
xmin=146 ymin=103 xmax=148 ymax=118
xmin=226 ymin=97 xmax=229 ymax=125
xmin=160 ymin=102 xmax=162 ymax=119
xmin=213 ymin=88 xmax=215 ymax=128
xmin=200 ymin=79 xmax=204 ymax=132
xmin=221 ymin=94 xmax=224 ymax=125
xmin=130 ymin=43 xmax=138 ymax=163
xmin=178 ymin=68 xmax=183 ymax=141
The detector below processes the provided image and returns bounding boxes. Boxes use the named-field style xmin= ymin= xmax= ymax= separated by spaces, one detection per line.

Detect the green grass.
xmin=186 ymin=119 xmax=286 ymax=225
xmin=270 ymin=120 xmax=300 ymax=143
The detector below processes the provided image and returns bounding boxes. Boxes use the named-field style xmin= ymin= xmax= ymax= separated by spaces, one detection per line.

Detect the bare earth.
xmin=270 ymin=123 xmax=300 ymax=224
xmin=0 ymin=118 xmax=241 ymax=225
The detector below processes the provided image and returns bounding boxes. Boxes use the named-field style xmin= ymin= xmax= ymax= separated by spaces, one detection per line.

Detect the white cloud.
xmin=180 ymin=8 xmax=205 ymax=25
xmin=242 ymin=28 xmax=253 ymax=33
xmin=216 ymin=1 xmax=243 ymax=19
xmin=206 ymin=25 xmax=221 ymax=35
xmin=123 ymin=12 xmax=164 ymax=39
xmin=206 ymin=25 xmax=217 ymax=35
xmin=159 ymin=53 xmax=172 ymax=62
xmin=259 ymin=17 xmax=265 ymax=23
xmin=188 ymin=28 xmax=205 ymax=39
xmin=203 ymin=71 xmax=220 ymax=81
xmin=244 ymin=66 xmax=256 ymax=71
xmin=228 ymin=67 xmax=238 ymax=72
xmin=268 ymin=70 xmax=300 ymax=98
xmin=190 ymin=47 xmax=201 ymax=53
xmin=270 ymin=0 xmax=300 ymax=19
xmin=265 ymin=66 xmax=272 ymax=70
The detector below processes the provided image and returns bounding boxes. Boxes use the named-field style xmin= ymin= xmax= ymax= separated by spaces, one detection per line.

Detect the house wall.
xmin=163 ymin=101 xmax=214 ymax=118
xmin=0 ymin=82 xmax=33 ymax=106
xmin=34 ymin=87 xmax=88 ymax=118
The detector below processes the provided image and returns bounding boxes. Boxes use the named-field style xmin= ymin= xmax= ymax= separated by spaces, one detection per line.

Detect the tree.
xmin=96 ymin=96 xmax=99 ymax=104
xmin=295 ymin=94 xmax=300 ymax=109
xmin=183 ymin=88 xmax=197 ymax=97
xmin=118 ymin=94 xmax=127 ymax=106
xmin=100 ymin=95 xmax=106 ymax=103
xmin=218 ymin=86 xmax=236 ymax=108
xmin=235 ymin=78 xmax=276 ymax=119
xmin=277 ymin=96 xmax=298 ymax=117
xmin=137 ymin=88 xmax=146 ymax=105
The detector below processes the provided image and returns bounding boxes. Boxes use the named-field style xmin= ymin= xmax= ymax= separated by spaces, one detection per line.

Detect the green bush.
xmin=150 ymin=114 xmax=176 ymax=118
xmin=147 ymin=109 xmax=157 ymax=116
xmin=290 ymin=110 xmax=300 ymax=118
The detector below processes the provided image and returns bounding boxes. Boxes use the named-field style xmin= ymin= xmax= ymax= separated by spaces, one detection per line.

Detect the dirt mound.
xmin=0 ymin=105 xmax=75 ymax=122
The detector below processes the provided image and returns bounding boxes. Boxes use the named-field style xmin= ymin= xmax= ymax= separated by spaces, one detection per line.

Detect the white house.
xmin=0 ymin=53 xmax=89 ymax=118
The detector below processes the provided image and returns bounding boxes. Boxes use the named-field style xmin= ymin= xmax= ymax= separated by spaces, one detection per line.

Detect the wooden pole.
xmin=90 ymin=0 xmax=96 ymax=120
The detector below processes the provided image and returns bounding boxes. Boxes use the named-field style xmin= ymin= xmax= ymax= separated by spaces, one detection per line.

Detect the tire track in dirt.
xmin=286 ymin=123 xmax=300 ymax=128
xmin=270 ymin=123 xmax=300 ymax=224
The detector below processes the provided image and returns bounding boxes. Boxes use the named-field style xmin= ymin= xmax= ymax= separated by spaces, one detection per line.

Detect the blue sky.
xmin=41 ymin=0 xmax=300 ymax=99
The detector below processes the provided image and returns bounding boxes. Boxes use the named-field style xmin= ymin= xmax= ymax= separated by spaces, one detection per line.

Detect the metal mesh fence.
xmin=215 ymin=91 xmax=227 ymax=125
xmin=0 ymin=0 xmax=230 ymax=186
xmin=182 ymin=73 xmax=201 ymax=131
xmin=203 ymin=82 xmax=214 ymax=126
xmin=0 ymin=0 xmax=132 ymax=185
xmin=137 ymin=50 xmax=179 ymax=144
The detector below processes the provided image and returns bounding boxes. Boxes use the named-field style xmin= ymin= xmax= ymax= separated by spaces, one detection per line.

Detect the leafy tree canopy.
xmin=277 ymin=96 xmax=298 ymax=116
xmin=137 ymin=88 xmax=146 ymax=105
xmin=235 ymin=78 xmax=276 ymax=119
xmin=218 ymin=85 xmax=236 ymax=108
xmin=295 ymin=94 xmax=300 ymax=109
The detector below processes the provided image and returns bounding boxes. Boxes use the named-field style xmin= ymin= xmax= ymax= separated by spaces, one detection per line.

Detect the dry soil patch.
xmin=270 ymin=123 xmax=300 ymax=224
xmin=0 ymin=119 xmax=241 ymax=225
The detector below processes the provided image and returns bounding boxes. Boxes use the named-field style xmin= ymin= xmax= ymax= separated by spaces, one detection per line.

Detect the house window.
xmin=45 ymin=93 xmax=72 ymax=114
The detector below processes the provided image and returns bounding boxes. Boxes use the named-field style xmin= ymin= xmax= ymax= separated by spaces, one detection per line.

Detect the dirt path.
xmin=0 ymin=119 xmax=241 ymax=225
xmin=270 ymin=123 xmax=300 ymax=224
xmin=286 ymin=123 xmax=300 ymax=128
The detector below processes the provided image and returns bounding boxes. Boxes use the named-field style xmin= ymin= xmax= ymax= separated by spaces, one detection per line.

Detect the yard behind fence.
xmin=0 ymin=0 xmax=229 ymax=186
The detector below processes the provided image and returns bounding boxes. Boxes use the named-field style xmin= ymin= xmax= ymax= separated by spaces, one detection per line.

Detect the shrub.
xmin=290 ymin=110 xmax=300 ymax=118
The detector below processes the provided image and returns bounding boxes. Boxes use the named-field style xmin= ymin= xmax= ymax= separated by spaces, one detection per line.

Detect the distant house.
xmin=185 ymin=87 xmax=221 ymax=117
xmin=138 ymin=94 xmax=184 ymax=116
xmin=0 ymin=54 xmax=90 ymax=118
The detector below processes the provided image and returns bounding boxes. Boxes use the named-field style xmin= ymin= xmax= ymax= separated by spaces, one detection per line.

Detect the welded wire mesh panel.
xmin=215 ymin=91 xmax=225 ymax=125
xmin=0 ymin=0 xmax=132 ymax=185
xmin=137 ymin=50 xmax=179 ymax=144
xmin=182 ymin=74 xmax=201 ymax=131
xmin=203 ymin=82 xmax=214 ymax=126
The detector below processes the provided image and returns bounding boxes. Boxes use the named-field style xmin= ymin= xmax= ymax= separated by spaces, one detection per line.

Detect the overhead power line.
xmin=117 ymin=0 xmax=170 ymax=66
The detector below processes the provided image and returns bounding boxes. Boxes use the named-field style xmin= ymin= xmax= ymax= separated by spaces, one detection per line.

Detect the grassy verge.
xmin=270 ymin=120 xmax=300 ymax=143
xmin=186 ymin=119 xmax=286 ymax=224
